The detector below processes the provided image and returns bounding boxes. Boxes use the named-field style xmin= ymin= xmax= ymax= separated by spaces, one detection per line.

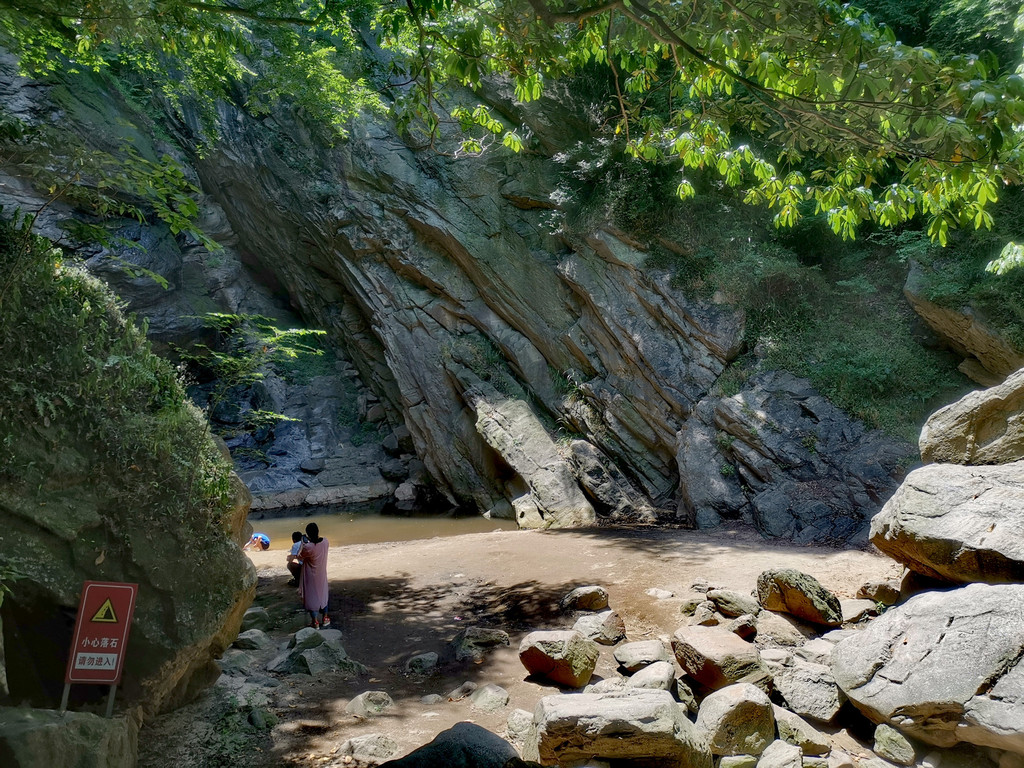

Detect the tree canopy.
xmin=0 ymin=0 xmax=1022 ymax=246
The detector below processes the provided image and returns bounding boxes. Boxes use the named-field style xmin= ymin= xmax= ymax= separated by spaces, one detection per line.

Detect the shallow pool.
xmin=246 ymin=508 xmax=518 ymax=549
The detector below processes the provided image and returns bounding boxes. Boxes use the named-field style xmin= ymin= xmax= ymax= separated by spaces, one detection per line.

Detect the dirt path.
xmin=139 ymin=525 xmax=900 ymax=766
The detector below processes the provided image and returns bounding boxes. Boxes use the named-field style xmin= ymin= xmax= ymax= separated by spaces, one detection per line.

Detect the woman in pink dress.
xmin=299 ymin=522 xmax=330 ymax=628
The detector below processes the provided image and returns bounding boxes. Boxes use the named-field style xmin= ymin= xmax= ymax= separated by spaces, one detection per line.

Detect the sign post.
xmin=62 ymin=581 xmax=138 ymax=717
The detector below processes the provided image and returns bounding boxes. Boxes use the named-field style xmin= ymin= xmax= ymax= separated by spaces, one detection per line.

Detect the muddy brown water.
xmin=247 ymin=509 xmax=518 ymax=549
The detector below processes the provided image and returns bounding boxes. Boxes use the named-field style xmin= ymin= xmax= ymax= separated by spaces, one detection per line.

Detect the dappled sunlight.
xmin=244 ymin=567 xmax=588 ymax=765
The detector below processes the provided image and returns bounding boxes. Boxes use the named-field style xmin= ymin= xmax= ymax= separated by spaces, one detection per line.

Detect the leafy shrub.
xmin=639 ymin=194 xmax=972 ymax=441
xmin=0 ymin=218 xmax=232 ymax=534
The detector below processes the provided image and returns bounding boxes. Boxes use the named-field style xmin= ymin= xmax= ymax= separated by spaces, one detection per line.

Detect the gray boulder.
xmin=505 ymin=708 xmax=535 ymax=755
xmin=869 ymin=461 xmax=1024 ymax=583
xmin=707 ymin=589 xmax=762 ymax=618
xmin=0 ymin=708 xmax=139 ymax=768
xmin=756 ymin=569 xmax=843 ymax=627
xmin=469 ymin=684 xmax=510 ymax=712
xmin=724 ymin=614 xmax=758 ymax=640
xmin=840 ymin=599 xmax=878 ymax=623
xmin=406 ymin=652 xmax=439 ymax=674
xmin=756 ymin=739 xmax=803 ymax=768
xmin=874 ymin=723 xmax=916 ymax=765
xmin=680 ymin=592 xmax=708 ymax=614
xmin=346 ymin=690 xmax=394 ymax=718
xmin=445 ymin=627 xmax=511 ymax=663
xmin=573 ymin=610 xmax=626 ymax=645
xmin=379 ymin=722 xmax=519 ymax=768
xmin=518 ymin=630 xmax=599 ymax=688
xmin=672 ymin=626 xmax=770 ymax=691
xmin=772 ymin=705 xmax=830 ymax=756
xmin=525 ymin=689 xmax=712 ymax=767
xmin=773 ymin=659 xmax=845 ymax=724
xmin=755 ymin=611 xmax=814 ymax=647
xmin=685 ymin=600 xmax=723 ymax=626
xmin=337 ymin=733 xmax=400 ymax=763
xmin=919 ymin=368 xmax=1024 ymax=465
xmin=240 ymin=607 xmax=271 ymax=632
xmin=217 ymin=649 xmax=253 ymax=676
xmin=695 ymin=683 xmax=775 ymax=756
xmin=832 ymin=583 xmax=1024 ymax=752
xmin=856 ymin=580 xmax=900 ymax=606
xmin=233 ymin=628 xmax=272 ymax=651
xmin=794 ymin=639 xmax=836 ymax=666
xmin=268 ymin=629 xmax=365 ymax=677
xmin=614 ymin=640 xmax=672 ymax=672
xmin=626 ymin=661 xmax=677 ymax=691
xmin=446 ymin=681 xmax=478 ymax=701
xmin=559 ymin=585 xmax=610 ymax=612
xmin=721 ymin=758 xmax=759 ymax=768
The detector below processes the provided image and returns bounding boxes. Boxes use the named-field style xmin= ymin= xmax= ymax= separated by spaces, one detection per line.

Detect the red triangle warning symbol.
xmin=91 ymin=598 xmax=118 ymax=623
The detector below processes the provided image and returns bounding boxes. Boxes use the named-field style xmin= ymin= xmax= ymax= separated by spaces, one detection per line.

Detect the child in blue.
xmin=243 ymin=532 xmax=270 ymax=551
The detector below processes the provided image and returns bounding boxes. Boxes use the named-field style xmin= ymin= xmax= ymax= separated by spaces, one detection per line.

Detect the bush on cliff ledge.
xmin=0 ymin=217 xmax=233 ymax=533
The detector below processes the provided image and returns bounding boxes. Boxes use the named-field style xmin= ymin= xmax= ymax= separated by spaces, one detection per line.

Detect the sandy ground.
xmin=138 ymin=525 xmax=901 ymax=767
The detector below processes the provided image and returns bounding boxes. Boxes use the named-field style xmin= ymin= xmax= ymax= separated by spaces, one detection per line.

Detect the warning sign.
xmin=91 ymin=598 xmax=118 ymax=623
xmin=65 ymin=581 xmax=138 ymax=685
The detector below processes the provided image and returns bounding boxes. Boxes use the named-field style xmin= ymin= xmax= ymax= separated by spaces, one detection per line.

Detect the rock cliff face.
xmin=159 ymin=91 xmax=909 ymax=536
xmin=904 ymin=261 xmax=1024 ymax=386
xmin=184 ymin=102 xmax=747 ymax=521
xmin=677 ymin=372 xmax=912 ymax=543
xmin=0 ymin=58 xmax=917 ymax=540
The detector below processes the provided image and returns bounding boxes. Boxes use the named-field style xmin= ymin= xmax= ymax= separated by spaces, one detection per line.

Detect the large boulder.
xmin=695 ymin=683 xmax=775 ymax=756
xmin=672 ymin=626 xmax=770 ymax=691
xmin=755 ymin=739 xmax=803 ymax=768
xmin=0 ymin=468 xmax=255 ymax=719
xmin=518 ymin=630 xmax=599 ymax=688
xmin=772 ymin=705 xmax=830 ymax=756
xmin=559 ymin=585 xmax=609 ymax=612
xmin=525 ymin=689 xmax=712 ymax=767
xmin=707 ymin=589 xmax=761 ymax=618
xmin=870 ymin=461 xmax=1024 ymax=583
xmin=379 ymin=722 xmax=518 ymax=768
xmin=756 ymin=569 xmax=843 ymax=627
xmin=614 ymin=640 xmax=672 ymax=672
xmin=573 ymin=610 xmax=627 ymax=645
xmin=627 ymin=661 xmax=678 ymax=691
xmin=831 ymin=583 xmax=1024 ymax=753
xmin=919 ymin=368 xmax=1024 ymax=465
xmin=773 ymin=659 xmax=845 ymax=724
xmin=0 ymin=707 xmax=139 ymax=768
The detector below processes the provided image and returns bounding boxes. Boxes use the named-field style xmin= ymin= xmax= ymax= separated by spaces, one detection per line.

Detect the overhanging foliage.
xmin=0 ymin=0 xmax=1021 ymax=244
